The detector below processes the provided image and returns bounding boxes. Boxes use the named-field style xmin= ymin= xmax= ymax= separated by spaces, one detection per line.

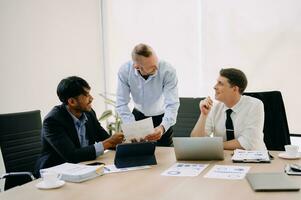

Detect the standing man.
xmin=191 ymin=68 xmax=266 ymax=150
xmin=116 ymin=43 xmax=180 ymax=146
xmin=35 ymin=76 xmax=124 ymax=175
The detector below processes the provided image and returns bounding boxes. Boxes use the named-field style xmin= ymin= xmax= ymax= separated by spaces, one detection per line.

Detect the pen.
xmin=104 ymin=166 xmax=110 ymax=171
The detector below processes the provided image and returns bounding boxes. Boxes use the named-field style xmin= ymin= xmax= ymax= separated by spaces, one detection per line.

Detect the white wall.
xmin=0 ymin=0 xmax=106 ymax=186
xmin=102 ymin=0 xmax=202 ymax=97
xmin=103 ymin=0 xmax=301 ymax=134
xmin=0 ymin=0 xmax=106 ymax=118
xmin=201 ymin=0 xmax=301 ymax=133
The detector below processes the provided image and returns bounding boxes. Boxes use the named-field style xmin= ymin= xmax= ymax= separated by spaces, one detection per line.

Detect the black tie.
xmin=226 ymin=109 xmax=234 ymax=141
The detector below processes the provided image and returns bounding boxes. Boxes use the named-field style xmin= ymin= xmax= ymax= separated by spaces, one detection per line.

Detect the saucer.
xmin=36 ymin=180 xmax=65 ymax=189
xmin=278 ymin=152 xmax=301 ymax=160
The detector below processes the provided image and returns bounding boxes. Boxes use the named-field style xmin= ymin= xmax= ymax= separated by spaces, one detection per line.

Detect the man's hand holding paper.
xmin=144 ymin=125 xmax=165 ymax=141
xmin=121 ymin=118 xmax=155 ymax=142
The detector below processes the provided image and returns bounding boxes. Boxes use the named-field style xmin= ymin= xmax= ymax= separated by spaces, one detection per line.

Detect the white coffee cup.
xmin=40 ymin=170 xmax=61 ymax=186
xmin=284 ymin=145 xmax=299 ymax=157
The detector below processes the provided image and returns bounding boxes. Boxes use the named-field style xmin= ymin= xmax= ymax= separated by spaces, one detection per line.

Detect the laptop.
xmin=173 ymin=137 xmax=224 ymax=160
xmin=246 ymin=173 xmax=300 ymax=191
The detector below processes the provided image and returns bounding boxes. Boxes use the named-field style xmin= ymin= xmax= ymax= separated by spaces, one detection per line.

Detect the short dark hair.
xmin=220 ymin=68 xmax=248 ymax=94
xmin=57 ymin=76 xmax=90 ymax=104
xmin=131 ymin=43 xmax=153 ymax=59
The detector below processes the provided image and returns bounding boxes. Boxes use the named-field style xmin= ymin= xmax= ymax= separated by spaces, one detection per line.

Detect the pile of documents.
xmin=40 ymin=163 xmax=104 ymax=182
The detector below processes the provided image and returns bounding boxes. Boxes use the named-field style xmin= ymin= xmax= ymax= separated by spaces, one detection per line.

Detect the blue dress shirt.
xmin=116 ymin=60 xmax=180 ymax=131
xmin=67 ymin=108 xmax=104 ymax=157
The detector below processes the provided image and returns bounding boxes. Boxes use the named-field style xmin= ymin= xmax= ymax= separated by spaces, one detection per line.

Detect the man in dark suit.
xmin=35 ymin=76 xmax=124 ymax=176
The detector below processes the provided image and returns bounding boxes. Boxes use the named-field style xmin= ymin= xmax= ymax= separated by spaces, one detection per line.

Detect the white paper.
xmin=121 ymin=118 xmax=154 ymax=141
xmin=204 ymin=165 xmax=250 ymax=180
xmin=161 ymin=163 xmax=209 ymax=177
xmin=103 ymin=164 xmax=151 ymax=174
xmin=104 ymin=149 xmax=110 ymax=154
xmin=232 ymin=149 xmax=270 ymax=161
xmin=44 ymin=163 xmax=102 ymax=176
xmin=41 ymin=163 xmax=103 ymax=182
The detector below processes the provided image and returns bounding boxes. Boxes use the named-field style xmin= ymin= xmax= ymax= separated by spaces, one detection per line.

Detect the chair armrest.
xmin=1 ymin=172 xmax=35 ymax=181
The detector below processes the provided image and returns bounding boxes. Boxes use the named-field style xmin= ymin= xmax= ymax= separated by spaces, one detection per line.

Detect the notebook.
xmin=173 ymin=137 xmax=224 ymax=160
xmin=246 ymin=173 xmax=300 ymax=191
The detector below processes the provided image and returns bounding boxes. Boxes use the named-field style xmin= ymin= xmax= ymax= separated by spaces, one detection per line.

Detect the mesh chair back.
xmin=173 ymin=98 xmax=204 ymax=137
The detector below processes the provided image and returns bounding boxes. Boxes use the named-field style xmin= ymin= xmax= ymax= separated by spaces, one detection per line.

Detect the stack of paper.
xmin=40 ymin=163 xmax=104 ymax=183
xmin=231 ymin=149 xmax=270 ymax=163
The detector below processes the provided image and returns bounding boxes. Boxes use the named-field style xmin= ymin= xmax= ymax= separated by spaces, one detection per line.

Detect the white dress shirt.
xmin=205 ymin=95 xmax=266 ymax=150
xmin=116 ymin=60 xmax=180 ymax=131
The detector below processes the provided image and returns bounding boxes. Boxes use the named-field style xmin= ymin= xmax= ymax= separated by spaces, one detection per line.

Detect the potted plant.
xmin=98 ymin=93 xmax=122 ymax=135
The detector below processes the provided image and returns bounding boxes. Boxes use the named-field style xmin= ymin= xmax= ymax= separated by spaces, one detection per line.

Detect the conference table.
xmin=1 ymin=147 xmax=301 ymax=200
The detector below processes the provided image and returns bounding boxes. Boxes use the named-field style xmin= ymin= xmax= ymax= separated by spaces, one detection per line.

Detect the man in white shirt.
xmin=191 ymin=68 xmax=266 ymax=150
xmin=116 ymin=43 xmax=180 ymax=146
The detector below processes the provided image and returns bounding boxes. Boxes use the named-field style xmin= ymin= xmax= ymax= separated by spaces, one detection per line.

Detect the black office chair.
xmin=173 ymin=97 xmax=204 ymax=137
xmin=0 ymin=110 xmax=42 ymax=190
xmin=244 ymin=91 xmax=291 ymax=150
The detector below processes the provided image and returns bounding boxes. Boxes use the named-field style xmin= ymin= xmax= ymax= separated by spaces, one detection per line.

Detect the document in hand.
xmin=40 ymin=163 xmax=104 ymax=183
xmin=121 ymin=118 xmax=154 ymax=141
xmin=231 ymin=149 xmax=270 ymax=163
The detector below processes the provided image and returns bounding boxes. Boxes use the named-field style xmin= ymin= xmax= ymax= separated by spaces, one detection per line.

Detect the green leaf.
xmin=99 ymin=110 xmax=113 ymax=121
xmin=104 ymin=99 xmax=116 ymax=106
xmin=99 ymin=93 xmax=116 ymax=105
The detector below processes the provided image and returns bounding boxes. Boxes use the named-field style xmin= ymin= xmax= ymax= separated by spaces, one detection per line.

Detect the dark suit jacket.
xmin=35 ymin=104 xmax=110 ymax=175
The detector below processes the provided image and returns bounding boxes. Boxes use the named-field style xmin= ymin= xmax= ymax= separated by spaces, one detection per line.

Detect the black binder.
xmin=114 ymin=142 xmax=157 ymax=168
